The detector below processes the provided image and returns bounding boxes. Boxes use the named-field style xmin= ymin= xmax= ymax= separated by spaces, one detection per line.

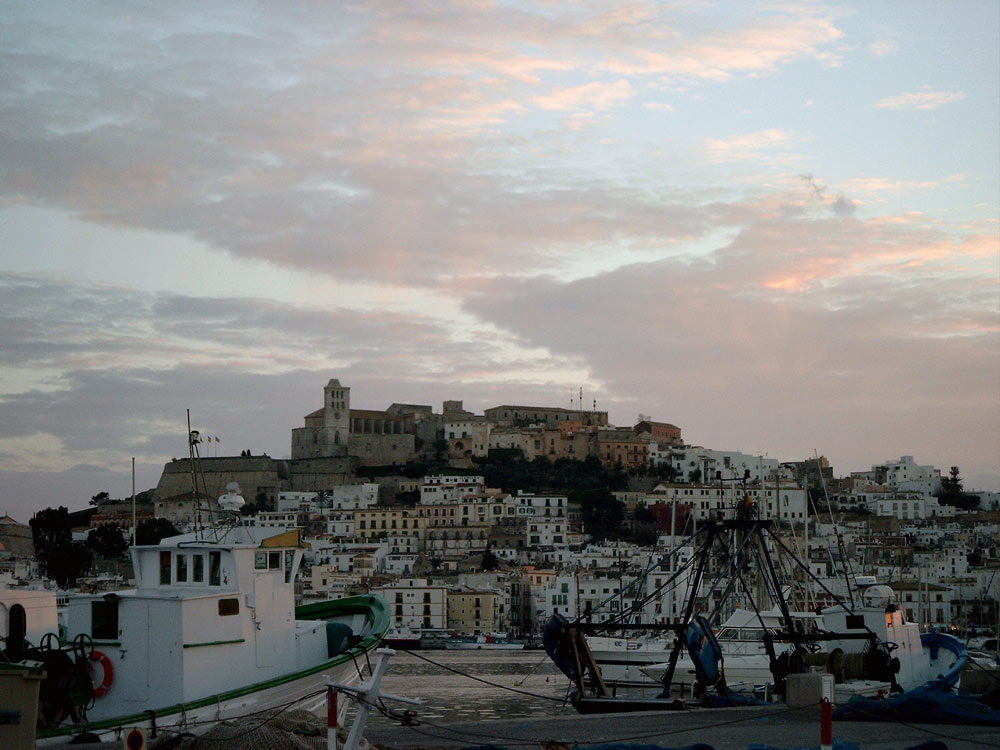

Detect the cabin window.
xmin=176 ymin=554 xmax=188 ymax=582
xmin=284 ymin=550 xmax=295 ymax=583
xmin=91 ymin=600 xmax=118 ymax=640
xmin=192 ymin=554 xmax=205 ymax=583
xmin=255 ymin=552 xmax=268 ymax=569
xmin=209 ymin=551 xmax=221 ymax=586
xmin=218 ymin=598 xmax=240 ymax=616
xmin=269 ymin=551 xmax=281 ymax=570
xmin=160 ymin=551 xmax=171 ymax=585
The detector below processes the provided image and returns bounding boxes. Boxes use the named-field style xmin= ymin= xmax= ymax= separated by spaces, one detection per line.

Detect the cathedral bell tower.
xmin=323 ymin=379 xmax=351 ymax=446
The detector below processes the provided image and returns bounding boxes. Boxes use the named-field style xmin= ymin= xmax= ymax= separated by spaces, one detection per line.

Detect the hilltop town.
xmin=6 ymin=377 xmax=999 ymax=643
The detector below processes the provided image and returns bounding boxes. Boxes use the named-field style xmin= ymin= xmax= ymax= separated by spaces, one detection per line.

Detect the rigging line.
xmin=585 ymin=526 xmax=710 ymax=624
xmin=400 ymin=648 xmax=567 ymax=702
xmin=704 ymin=522 xmax=766 ymax=624
xmin=156 ymin=687 xmax=328 ymax=740
xmin=596 ymin=527 xmax=713 ymax=627
xmin=390 ymin=699 xmax=830 ymax=749
xmin=601 ymin=544 xmax=704 ymax=620
xmin=766 ymin=531 xmax=870 ymax=627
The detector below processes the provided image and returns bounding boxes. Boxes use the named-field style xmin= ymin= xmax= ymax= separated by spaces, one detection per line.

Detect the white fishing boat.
xmin=2 ymin=523 xmax=390 ymax=745
xmin=444 ymin=632 xmax=526 ymax=650
xmin=585 ymin=607 xmax=824 ymax=683
xmin=543 ymin=511 xmax=966 ymax=713
xmin=640 ymin=585 xmax=966 ymax=694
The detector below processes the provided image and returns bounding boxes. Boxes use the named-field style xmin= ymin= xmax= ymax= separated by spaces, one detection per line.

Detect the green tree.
xmin=89 ymin=491 xmax=111 ymax=506
xmin=134 ymin=517 xmax=181 ymax=546
xmin=86 ymin=524 xmax=129 ymax=559
xmin=29 ymin=506 xmax=73 ymax=552
xmin=480 ymin=544 xmax=500 ymax=572
xmin=571 ymin=487 xmax=625 ymax=542
xmin=936 ymin=467 xmax=980 ymax=511
xmin=43 ymin=541 xmax=93 ymax=587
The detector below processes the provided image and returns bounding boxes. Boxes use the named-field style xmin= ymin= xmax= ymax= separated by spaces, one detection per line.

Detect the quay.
xmin=364 ymin=704 xmax=999 ymax=750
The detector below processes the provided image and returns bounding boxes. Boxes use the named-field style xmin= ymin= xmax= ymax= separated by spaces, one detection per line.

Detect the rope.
xmin=398 ymin=648 xmax=567 ymax=703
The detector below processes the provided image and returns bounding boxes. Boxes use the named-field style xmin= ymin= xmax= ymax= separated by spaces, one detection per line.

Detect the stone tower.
xmin=323 ymin=379 xmax=351 ymax=446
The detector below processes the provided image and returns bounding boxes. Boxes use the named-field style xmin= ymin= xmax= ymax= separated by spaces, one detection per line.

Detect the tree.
xmin=42 ymin=542 xmax=93 ymax=588
xmin=134 ymin=518 xmax=181 ymax=546
xmin=89 ymin=491 xmax=111 ymax=507
xmin=87 ymin=524 xmax=129 ymax=559
xmin=571 ymin=487 xmax=625 ymax=543
xmin=29 ymin=506 xmax=73 ymax=552
xmin=936 ymin=466 xmax=981 ymax=511
xmin=480 ymin=545 xmax=500 ymax=572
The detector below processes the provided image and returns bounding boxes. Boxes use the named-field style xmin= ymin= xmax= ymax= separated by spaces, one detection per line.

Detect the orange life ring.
xmin=90 ymin=650 xmax=114 ymax=697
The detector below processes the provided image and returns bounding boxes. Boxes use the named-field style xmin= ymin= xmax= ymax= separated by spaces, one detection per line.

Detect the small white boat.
xmin=444 ymin=632 xmax=526 ymax=650
xmin=2 ymin=524 xmax=390 ymax=745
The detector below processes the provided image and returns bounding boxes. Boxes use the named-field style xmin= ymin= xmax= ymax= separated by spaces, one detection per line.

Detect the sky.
xmin=1 ymin=1 xmax=998 ymax=524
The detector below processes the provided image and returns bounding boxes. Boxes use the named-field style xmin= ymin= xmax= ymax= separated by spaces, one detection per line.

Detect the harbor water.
xmin=354 ymin=648 xmax=578 ymax=729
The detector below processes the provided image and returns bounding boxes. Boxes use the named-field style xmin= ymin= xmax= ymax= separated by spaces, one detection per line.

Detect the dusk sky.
xmin=2 ymin=2 xmax=998 ymax=524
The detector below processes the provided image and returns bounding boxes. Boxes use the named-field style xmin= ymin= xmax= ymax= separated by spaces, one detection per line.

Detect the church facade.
xmin=291 ymin=379 xmax=418 ymax=466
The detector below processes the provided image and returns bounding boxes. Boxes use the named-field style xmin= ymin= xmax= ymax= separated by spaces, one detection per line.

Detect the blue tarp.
xmin=833 ymin=681 xmax=1000 ymax=726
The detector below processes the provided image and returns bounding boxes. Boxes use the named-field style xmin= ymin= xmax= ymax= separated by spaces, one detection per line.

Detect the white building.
xmin=645 ymin=482 xmax=808 ymax=523
xmin=655 ymin=446 xmax=783 ymax=483
xmin=514 ymin=491 xmax=568 ymax=519
xmin=277 ymin=483 xmax=379 ymax=513
xmin=420 ymin=475 xmax=486 ymax=504
xmin=371 ymin=579 xmax=449 ymax=631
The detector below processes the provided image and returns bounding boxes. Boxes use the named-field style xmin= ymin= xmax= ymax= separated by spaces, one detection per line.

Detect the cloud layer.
xmin=1 ymin=2 xmax=997 ymax=521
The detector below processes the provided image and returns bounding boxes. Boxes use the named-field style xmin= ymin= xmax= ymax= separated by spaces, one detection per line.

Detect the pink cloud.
xmin=876 ymin=89 xmax=967 ymax=110
xmin=533 ymin=80 xmax=635 ymax=111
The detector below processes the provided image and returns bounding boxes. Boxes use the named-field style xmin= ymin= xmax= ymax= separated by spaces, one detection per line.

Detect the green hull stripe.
xmin=183 ymin=638 xmax=246 ymax=648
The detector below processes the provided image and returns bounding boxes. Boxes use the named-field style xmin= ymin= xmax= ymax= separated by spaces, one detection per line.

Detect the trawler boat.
xmin=544 ymin=512 xmax=966 ymax=713
xmin=586 ymin=607 xmax=824 ymax=683
xmin=2 ymin=524 xmax=390 ymax=745
xmin=640 ymin=585 xmax=966 ymax=694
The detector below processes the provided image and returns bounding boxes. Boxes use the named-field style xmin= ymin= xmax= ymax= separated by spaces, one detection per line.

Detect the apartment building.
xmin=372 ymin=579 xmax=449 ymax=631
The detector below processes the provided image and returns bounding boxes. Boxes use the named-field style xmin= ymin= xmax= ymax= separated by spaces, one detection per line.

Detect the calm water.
xmin=353 ymin=649 xmax=578 ymax=729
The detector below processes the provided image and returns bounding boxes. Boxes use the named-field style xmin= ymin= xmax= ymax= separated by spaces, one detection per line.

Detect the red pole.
xmin=820 ymin=698 xmax=832 ymax=750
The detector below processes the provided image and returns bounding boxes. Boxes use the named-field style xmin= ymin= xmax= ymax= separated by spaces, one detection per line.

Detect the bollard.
xmin=820 ymin=698 xmax=832 ymax=750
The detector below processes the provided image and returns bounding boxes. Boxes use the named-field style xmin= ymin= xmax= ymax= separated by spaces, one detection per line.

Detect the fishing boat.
xmin=543 ymin=493 xmax=967 ymax=714
xmin=640 ymin=584 xmax=966 ymax=694
xmin=2 ymin=523 xmax=390 ymax=745
xmin=585 ymin=607 xmax=824 ymax=683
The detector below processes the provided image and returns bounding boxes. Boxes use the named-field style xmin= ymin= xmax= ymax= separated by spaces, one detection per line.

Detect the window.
xmin=219 ymin=598 xmax=240 ymax=616
xmin=160 ymin=551 xmax=171 ymax=585
xmin=209 ymin=551 xmax=221 ymax=586
xmin=91 ymin=600 xmax=118 ymax=640
xmin=176 ymin=554 xmax=188 ymax=582
xmin=192 ymin=554 xmax=205 ymax=583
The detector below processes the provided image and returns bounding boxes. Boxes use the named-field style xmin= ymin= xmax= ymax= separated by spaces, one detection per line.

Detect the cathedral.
xmin=291 ymin=379 xmax=418 ymax=465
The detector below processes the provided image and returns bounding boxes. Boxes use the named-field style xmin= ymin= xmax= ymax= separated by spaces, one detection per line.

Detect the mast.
xmin=131 ymin=456 xmax=136 ymax=546
xmin=816 ymin=451 xmax=854 ymax=607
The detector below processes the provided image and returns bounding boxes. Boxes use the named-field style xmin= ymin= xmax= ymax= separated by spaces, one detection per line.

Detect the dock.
xmin=364 ymin=703 xmax=998 ymax=750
